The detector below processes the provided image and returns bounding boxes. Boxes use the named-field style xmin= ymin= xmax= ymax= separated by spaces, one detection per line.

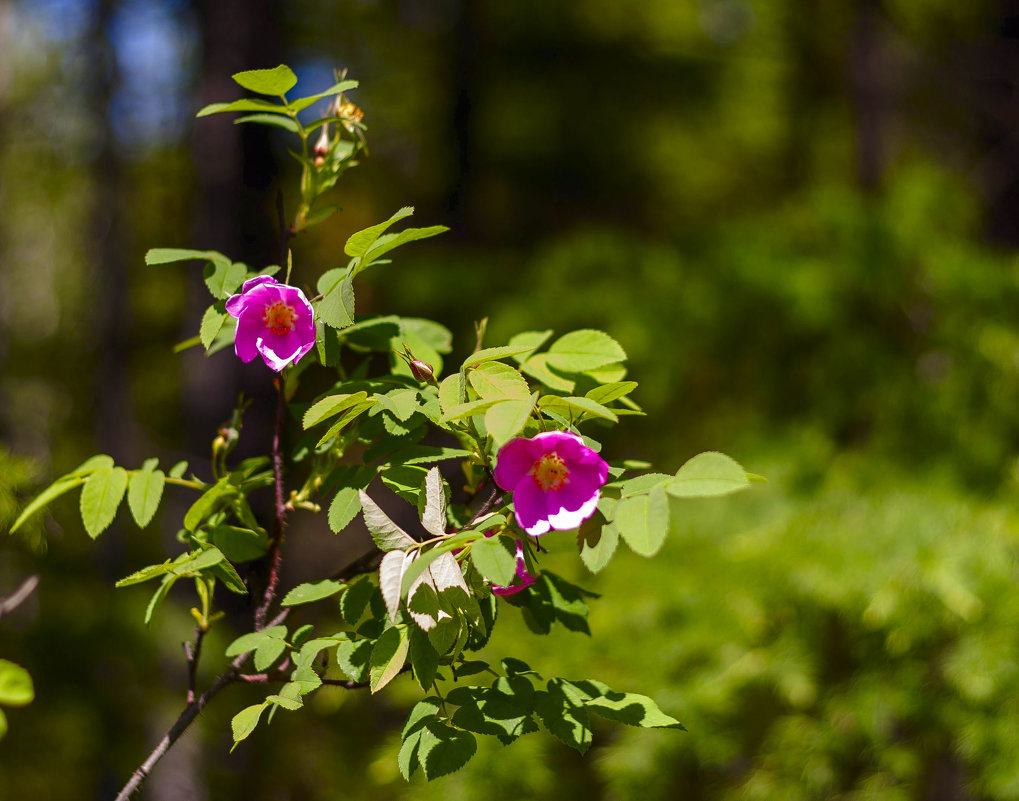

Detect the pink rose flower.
xmin=491 ymin=539 xmax=536 ymax=596
xmin=494 ymin=431 xmax=609 ymax=536
xmin=225 ymin=276 xmax=316 ymax=371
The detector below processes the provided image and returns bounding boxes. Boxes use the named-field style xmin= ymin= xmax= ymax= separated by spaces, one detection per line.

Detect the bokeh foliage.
xmin=3 ymin=0 xmax=1019 ymax=798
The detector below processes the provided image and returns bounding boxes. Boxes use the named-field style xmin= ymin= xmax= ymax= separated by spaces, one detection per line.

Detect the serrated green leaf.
xmin=440 ymin=397 xmax=505 ymax=423
xmin=0 ymin=661 xmax=34 ymax=707
xmin=345 ymin=207 xmax=414 ymax=258
xmin=470 ymin=535 xmax=518 ymax=587
xmin=282 ymin=579 xmax=345 ymax=607
xmin=370 ymin=625 xmax=410 ymax=692
xmin=339 ymin=576 xmax=375 ymax=626
xmin=145 ymin=248 xmax=230 ymax=266
xmin=266 ymin=693 xmax=303 ymax=711
xmin=168 ymin=460 xmax=188 ymax=479
xmin=328 ymin=486 xmax=362 ymax=533
xmin=485 ymin=394 xmax=538 ymax=447
xmin=380 ymin=551 xmax=410 ymax=621
xmin=210 ymin=559 xmax=248 ymax=595
xmin=468 ymin=360 xmax=530 ymax=399
xmin=232 ymin=64 xmax=297 ymax=95
xmin=315 ymin=401 xmax=375 ymax=446
xmin=585 ymin=688 xmax=684 ymax=729
xmin=9 ymin=475 xmax=85 ymax=534
xmin=586 ymin=380 xmax=638 ymax=405
xmin=361 ymin=225 xmax=448 ymax=266
xmin=617 ymin=472 xmax=672 ymax=497
xmin=303 ymin=392 xmax=370 ymax=429
xmin=462 ymin=345 xmax=535 ymax=370
xmin=200 ymin=306 xmax=228 ymax=350
xmin=127 ymin=468 xmax=165 ymax=528
xmin=231 ymin=703 xmax=267 ymax=748
xmin=546 ymin=330 xmax=626 ymax=373
xmin=577 ymin=515 xmax=618 ymax=573
xmin=115 ymin=560 xmax=173 ymax=588
xmin=358 ymin=491 xmax=417 ymax=552
xmin=144 ymin=575 xmax=177 ymax=626
xmin=197 ymin=98 xmax=284 ymax=118
xmin=285 ymin=79 xmax=358 ymax=113
xmin=419 ymin=720 xmax=477 ymax=780
xmin=225 ymin=625 xmax=287 ymax=658
xmin=183 ymin=478 xmax=235 ymax=532
xmin=538 ymin=395 xmax=618 ymax=423
xmin=409 ymin=628 xmax=439 ymax=692
xmin=614 ymin=485 xmax=670 ymax=557
xmin=317 ymin=272 xmax=355 ymax=329
xmin=79 ymin=466 xmax=128 ymax=539
xmin=209 ymin=525 xmax=268 ymax=562
xmin=399 ymin=697 xmax=442 ymax=779
xmin=254 ymin=638 xmax=287 ymax=671
xmin=335 ymin=638 xmax=373 ymax=682
xmin=203 ymin=260 xmax=248 ymax=300
xmin=420 ymin=467 xmax=447 ymax=538
xmin=519 ymin=353 xmax=575 ymax=392
xmin=667 ymin=451 xmax=751 ymax=497
xmin=508 ymin=329 xmax=554 ymax=363
xmin=534 ymin=680 xmax=592 ymax=753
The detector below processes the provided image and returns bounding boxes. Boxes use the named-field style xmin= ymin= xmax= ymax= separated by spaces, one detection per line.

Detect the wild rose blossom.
xmin=494 ymin=431 xmax=609 ymax=536
xmin=225 ymin=276 xmax=316 ymax=371
xmin=491 ymin=539 xmax=536 ymax=596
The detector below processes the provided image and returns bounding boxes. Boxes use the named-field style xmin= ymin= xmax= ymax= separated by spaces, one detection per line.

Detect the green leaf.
xmin=667 ymin=451 xmax=751 ymax=498
xmin=317 ymin=272 xmax=355 ymax=329
xmin=254 ymin=638 xmax=287 ymax=671
xmin=315 ymin=401 xmax=375 ymax=447
xmin=370 ymin=625 xmax=410 ymax=692
xmin=335 ymin=638 xmax=373 ymax=682
xmin=508 ymin=329 xmax=554 ymax=363
xmin=0 ymin=708 xmax=6 ymax=739
xmin=197 ymin=98 xmax=284 ymax=118
xmin=285 ymin=79 xmax=358 ymax=113
xmin=0 ymin=660 xmax=34 ymax=707
xmin=145 ymin=248 xmax=229 ymax=266
xmin=380 ymin=550 xmax=410 ymax=621
xmin=303 ymin=392 xmax=370 ymax=429
xmin=233 ymin=112 xmax=299 ymax=132
xmin=143 ymin=575 xmax=177 ymax=626
xmin=328 ymin=486 xmax=362 ymax=534
xmin=79 ymin=466 xmax=128 ymax=539
xmin=471 ymin=535 xmax=519 ymax=587
xmin=345 ymin=207 xmax=415 ymax=258
xmin=538 ymin=395 xmax=618 ymax=423
xmin=409 ymin=628 xmax=440 ymax=692
xmin=519 ymin=353 xmax=576 ymax=392
xmin=203 ymin=260 xmax=248 ymax=300
xmin=168 ymin=460 xmax=188 ymax=479
xmin=469 ymin=360 xmax=530 ymax=400
xmin=617 ymin=472 xmax=672 ymax=497
xmin=418 ymin=720 xmax=477 ymax=780
xmin=281 ymin=579 xmax=345 ymax=607
xmin=586 ymin=380 xmax=638 ymax=405
xmin=230 ymin=703 xmax=268 ymax=748
xmin=440 ymin=397 xmax=506 ymax=423
xmin=339 ymin=576 xmax=375 ymax=626
xmin=358 ymin=491 xmax=417 ymax=552
xmin=546 ymin=330 xmax=626 ymax=373
xmin=200 ymin=306 xmax=228 ymax=350
xmin=419 ymin=467 xmax=447 ymax=538
xmin=115 ymin=560 xmax=174 ymax=587
xmin=231 ymin=64 xmax=297 ymax=95
xmin=485 ymin=394 xmax=538 ymax=447
xmin=533 ymin=680 xmax=592 ymax=753
xmin=577 ymin=515 xmax=618 ymax=573
xmin=127 ymin=468 xmax=165 ymax=528
xmin=585 ymin=688 xmax=684 ymax=729
xmin=225 ymin=626 xmax=287 ymax=658
xmin=209 ymin=525 xmax=268 ymax=562
xmin=399 ymin=697 xmax=442 ymax=779
xmin=462 ymin=345 xmax=535 ymax=370
xmin=361 ymin=226 xmax=448 ymax=265
xmin=266 ymin=693 xmax=303 ymax=711
xmin=9 ymin=475 xmax=85 ymax=534
xmin=613 ymin=485 xmax=670 ymax=557
xmin=210 ymin=560 xmax=248 ymax=595
xmin=183 ymin=478 xmax=235 ymax=532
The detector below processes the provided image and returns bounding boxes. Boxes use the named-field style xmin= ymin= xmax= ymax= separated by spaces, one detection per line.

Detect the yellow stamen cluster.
xmin=263 ymin=301 xmax=296 ymax=336
xmin=531 ymin=453 xmax=570 ymax=491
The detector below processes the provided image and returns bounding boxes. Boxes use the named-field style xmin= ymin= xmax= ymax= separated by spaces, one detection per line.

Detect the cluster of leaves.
xmin=10 ymin=65 xmax=754 ymax=783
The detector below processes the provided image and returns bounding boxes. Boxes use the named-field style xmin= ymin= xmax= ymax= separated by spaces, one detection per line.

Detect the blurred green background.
xmin=4 ymin=0 xmax=1019 ymax=798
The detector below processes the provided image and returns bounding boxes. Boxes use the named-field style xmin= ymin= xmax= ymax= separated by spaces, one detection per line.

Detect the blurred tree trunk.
xmin=446 ymin=0 xmax=482 ymax=230
xmin=982 ymin=0 xmax=1019 ymax=244
xmin=848 ymin=0 xmax=888 ymax=193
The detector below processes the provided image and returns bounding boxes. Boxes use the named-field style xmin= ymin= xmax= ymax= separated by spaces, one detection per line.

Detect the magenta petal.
xmin=494 ymin=438 xmax=536 ymax=490
xmin=547 ymin=492 xmax=600 ymax=531
xmin=492 ymin=543 xmax=536 ymax=595
xmin=225 ymin=293 xmax=246 ymax=318
xmin=240 ymin=275 xmax=278 ymax=294
xmin=234 ymin=314 xmax=262 ymax=363
xmin=511 ymin=478 xmax=551 ymax=536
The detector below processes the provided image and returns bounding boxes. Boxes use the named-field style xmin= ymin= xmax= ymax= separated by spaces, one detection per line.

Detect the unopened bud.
xmin=409 ymin=358 xmax=435 ymax=383
xmin=313 ymin=124 xmax=330 ymax=159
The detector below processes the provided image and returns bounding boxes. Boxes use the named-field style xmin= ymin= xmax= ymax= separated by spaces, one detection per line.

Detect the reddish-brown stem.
xmin=255 ymin=378 xmax=288 ymax=631
xmin=184 ymin=626 xmax=205 ymax=704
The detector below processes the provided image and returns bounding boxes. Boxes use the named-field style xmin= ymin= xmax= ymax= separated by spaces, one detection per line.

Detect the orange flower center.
xmin=263 ymin=301 xmax=296 ymax=336
xmin=532 ymin=453 xmax=569 ymax=491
